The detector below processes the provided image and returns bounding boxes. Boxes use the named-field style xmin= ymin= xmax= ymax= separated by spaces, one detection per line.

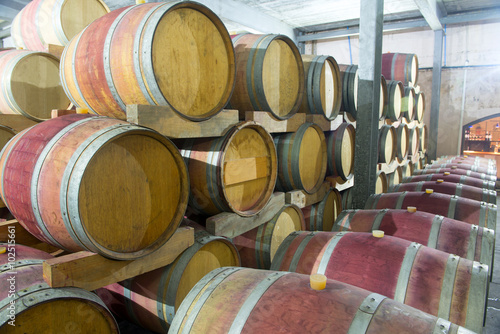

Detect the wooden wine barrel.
xmin=402 ymin=86 xmax=415 ymax=122
xmin=384 ymin=80 xmax=403 ymax=121
xmin=440 ymin=155 xmax=495 ymax=168
xmin=274 ymin=123 xmax=327 ymax=194
xmin=11 ymin=0 xmax=110 ymax=51
xmin=271 ymin=231 xmax=488 ymax=332
xmin=302 ymin=188 xmax=342 ymax=231
xmin=0 ymin=50 xmax=69 ymax=121
xmin=0 ymin=243 xmax=118 ymax=333
xmin=375 ymin=170 xmax=388 ymax=194
xmin=178 ymin=121 xmax=277 ymax=216
xmin=231 ymin=33 xmax=304 ymax=119
xmin=395 ymin=123 xmax=409 ymax=162
xmin=96 ymin=231 xmax=239 ymax=333
xmin=333 ymin=209 xmax=494 ymax=269
xmin=414 ymin=91 xmax=425 ymax=122
xmin=401 ymin=161 xmax=414 ymax=178
xmin=390 ymin=180 xmax=497 ymax=204
xmin=379 ymin=75 xmax=389 ymax=119
xmin=0 ymin=114 xmax=189 ymax=259
xmin=325 ymin=123 xmax=355 ymax=180
xmin=413 ymin=168 xmax=497 ymax=182
xmin=339 ymin=64 xmax=358 ymax=118
xmin=365 ymin=191 xmax=497 ymax=230
xmin=428 ymin=163 xmax=496 ymax=176
xmin=402 ymin=173 xmax=496 ymax=191
xmin=378 ymin=125 xmax=396 ymax=164
xmin=233 ymin=204 xmax=305 ymax=269
xmin=341 ymin=188 xmax=353 ymax=210
xmin=418 ymin=125 xmax=428 ymax=153
xmin=408 ymin=126 xmax=419 ymax=156
xmin=299 ymin=55 xmax=341 ymax=120
xmin=387 ymin=166 xmax=403 ymax=188
xmin=60 ymin=2 xmax=235 ymax=120
xmin=170 ymin=267 xmax=474 ymax=334
xmin=381 ymin=52 xmax=419 ymax=86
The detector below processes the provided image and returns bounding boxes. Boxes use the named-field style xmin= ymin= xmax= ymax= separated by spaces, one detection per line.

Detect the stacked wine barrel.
xmin=0 ymin=1 xmax=492 ymax=333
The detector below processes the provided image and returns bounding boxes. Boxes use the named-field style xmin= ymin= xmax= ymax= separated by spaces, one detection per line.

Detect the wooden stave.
xmin=178 ymin=121 xmax=277 ymax=217
xmin=0 ymin=243 xmax=119 ymax=333
xmin=0 ymin=50 xmax=69 ymax=121
xmin=338 ymin=64 xmax=358 ymax=118
xmin=273 ymin=123 xmax=327 ymax=194
xmin=384 ymin=80 xmax=403 ymax=121
xmin=402 ymin=173 xmax=496 ymax=191
xmin=332 ymin=209 xmax=494 ymax=268
xmin=61 ymin=2 xmax=235 ymax=121
xmin=325 ymin=122 xmax=355 ymax=181
xmin=365 ymin=191 xmax=497 ymax=231
xmin=381 ymin=52 xmax=419 ymax=86
xmin=413 ymin=167 xmax=497 ymax=182
xmin=233 ymin=204 xmax=305 ymax=269
xmin=170 ymin=267 xmax=472 ymax=334
xmin=270 ymin=231 xmax=487 ymax=333
xmin=378 ymin=125 xmax=396 ymax=164
xmin=341 ymin=188 xmax=354 ymax=210
xmin=0 ymin=114 xmax=189 ymax=259
xmin=376 ymin=170 xmax=388 ymax=194
xmin=302 ymin=188 xmax=342 ymax=231
xmin=230 ymin=33 xmax=304 ymax=120
xmin=96 ymin=231 xmax=240 ymax=333
xmin=390 ymin=180 xmax=497 ymax=204
xmin=299 ymin=55 xmax=342 ymax=120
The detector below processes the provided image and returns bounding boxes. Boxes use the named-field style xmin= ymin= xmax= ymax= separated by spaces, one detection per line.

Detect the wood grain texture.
xmin=381 ymin=53 xmax=419 ymax=86
xmin=206 ymin=192 xmax=285 ymax=238
xmin=245 ymin=111 xmax=306 ymax=133
xmin=43 ymin=227 xmax=194 ymax=291
xmin=127 ymin=105 xmax=238 ymax=138
xmin=326 ymin=122 xmax=355 ymax=180
xmin=302 ymin=188 xmax=342 ymax=231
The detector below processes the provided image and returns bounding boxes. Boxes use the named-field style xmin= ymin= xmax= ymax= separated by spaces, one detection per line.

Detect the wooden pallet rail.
xmin=42 ymin=226 xmax=194 ymax=291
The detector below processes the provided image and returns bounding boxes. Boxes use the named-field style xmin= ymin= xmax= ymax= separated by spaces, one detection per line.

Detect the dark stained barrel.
xmin=0 ymin=114 xmax=189 ymax=259
xmin=365 ymin=191 xmax=497 ymax=230
xmin=413 ymin=168 xmax=496 ymax=182
xmin=170 ymin=267 xmax=474 ymax=334
xmin=270 ymin=231 xmax=488 ymax=333
xmin=390 ymin=180 xmax=496 ymax=204
xmin=381 ymin=52 xmax=419 ymax=86
xmin=402 ymin=173 xmax=496 ymax=191
xmin=427 ymin=163 xmax=496 ymax=176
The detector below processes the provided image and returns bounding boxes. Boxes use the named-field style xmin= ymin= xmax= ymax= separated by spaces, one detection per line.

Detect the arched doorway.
xmin=462 ymin=113 xmax=500 ymax=154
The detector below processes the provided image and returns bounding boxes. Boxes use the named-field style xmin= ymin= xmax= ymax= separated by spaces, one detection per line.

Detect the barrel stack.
xmin=0 ymin=0 xmax=495 ymax=333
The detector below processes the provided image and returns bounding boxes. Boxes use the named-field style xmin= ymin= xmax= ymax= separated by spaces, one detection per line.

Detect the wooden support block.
xmin=343 ymin=112 xmax=356 ymax=127
xmin=206 ymin=192 xmax=285 ymax=238
xmin=126 ymin=104 xmax=239 ymax=138
xmin=0 ymin=219 xmax=62 ymax=254
xmin=306 ymin=114 xmax=344 ymax=131
xmin=47 ymin=44 xmax=65 ymax=59
xmin=43 ymin=226 xmax=194 ymax=291
xmin=378 ymin=160 xmax=401 ymax=174
xmin=285 ymin=181 xmax=330 ymax=208
xmin=51 ymin=109 xmax=77 ymax=118
xmin=0 ymin=114 xmax=39 ymax=130
xmin=245 ymin=111 xmax=306 ymax=133
xmin=327 ymin=176 xmax=354 ymax=192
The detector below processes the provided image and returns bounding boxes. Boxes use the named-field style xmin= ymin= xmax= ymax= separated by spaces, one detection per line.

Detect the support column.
xmin=351 ymin=0 xmax=384 ymax=209
xmin=428 ymin=29 xmax=444 ymax=161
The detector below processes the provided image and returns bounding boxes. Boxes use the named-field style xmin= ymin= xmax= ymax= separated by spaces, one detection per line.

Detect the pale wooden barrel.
xmin=230 ymin=33 xmax=304 ymax=119
xmin=0 ymin=50 xmax=69 ymax=121
xmin=414 ymin=91 xmax=425 ymax=122
xmin=10 ymin=0 xmax=110 ymax=51
xmin=378 ymin=125 xmax=396 ymax=164
xmin=170 ymin=267 xmax=474 ymax=334
xmin=401 ymin=161 xmax=414 ymax=178
xmin=0 ymin=243 xmax=119 ymax=333
xmin=325 ymin=123 xmax=355 ymax=181
xmin=381 ymin=52 xmax=419 ymax=86
xmin=419 ymin=125 xmax=428 ymax=153
xmin=387 ymin=165 xmax=404 ymax=188
xmin=408 ymin=126 xmax=420 ymax=156
xmin=402 ymin=86 xmax=415 ymax=121
xmin=60 ymin=2 xmax=235 ymax=120
xmin=178 ymin=121 xmax=277 ymax=216
xmin=274 ymin=123 xmax=327 ymax=194
xmin=339 ymin=64 xmax=358 ymax=118
xmin=299 ymin=55 xmax=341 ymax=120
xmin=233 ymin=204 xmax=305 ymax=269
xmin=0 ymin=114 xmax=189 ymax=259
xmin=376 ymin=170 xmax=388 ymax=194
xmin=96 ymin=230 xmax=240 ymax=332
xmin=396 ymin=123 xmax=409 ymax=163
xmin=302 ymin=188 xmax=342 ymax=231
xmin=341 ymin=188 xmax=354 ymax=210
xmin=384 ymin=80 xmax=403 ymax=121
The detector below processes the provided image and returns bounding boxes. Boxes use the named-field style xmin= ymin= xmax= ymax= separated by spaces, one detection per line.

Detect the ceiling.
xmin=1 ymin=0 xmax=500 ymax=41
